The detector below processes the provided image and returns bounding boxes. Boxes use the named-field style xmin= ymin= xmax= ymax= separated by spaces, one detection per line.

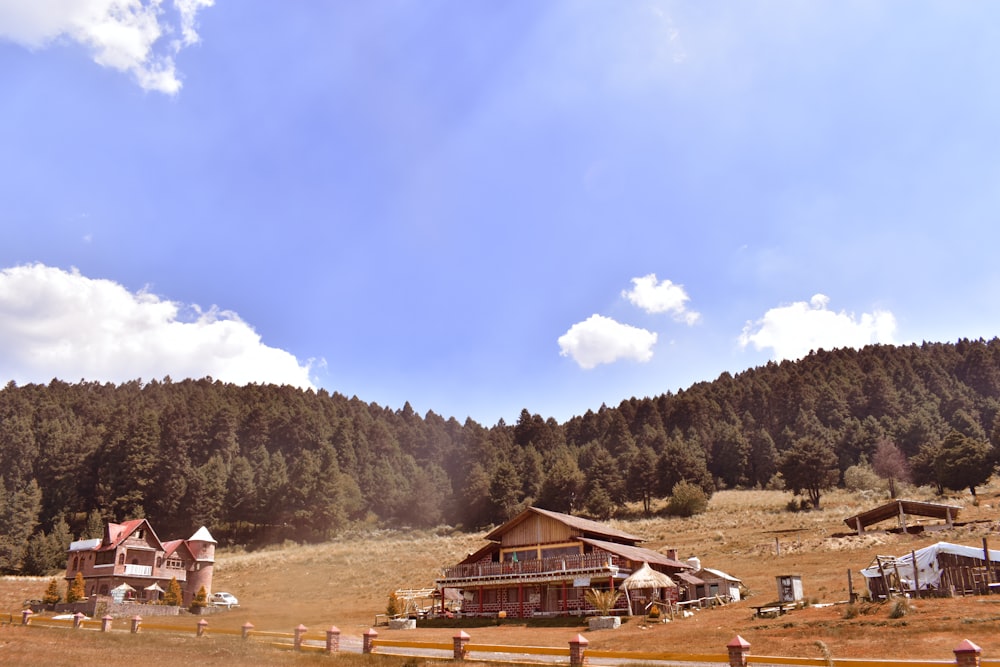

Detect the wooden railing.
xmin=439 ymin=552 xmax=620 ymax=582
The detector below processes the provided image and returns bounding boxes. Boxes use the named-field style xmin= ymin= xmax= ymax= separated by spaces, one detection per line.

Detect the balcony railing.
xmin=122 ymin=564 xmax=152 ymax=576
xmin=439 ymin=553 xmax=621 ymax=583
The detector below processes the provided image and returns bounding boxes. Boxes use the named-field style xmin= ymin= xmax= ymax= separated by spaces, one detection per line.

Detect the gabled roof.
xmin=697 ymin=567 xmax=741 ymax=583
xmin=581 ymin=537 xmax=691 ymax=570
xmin=101 ymin=518 xmax=163 ymax=552
xmin=484 ymin=506 xmax=644 ymax=544
xmin=162 ymin=539 xmax=195 ymax=560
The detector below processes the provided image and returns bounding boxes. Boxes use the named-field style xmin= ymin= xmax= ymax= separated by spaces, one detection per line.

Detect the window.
xmin=118 ymin=553 xmax=125 ymax=565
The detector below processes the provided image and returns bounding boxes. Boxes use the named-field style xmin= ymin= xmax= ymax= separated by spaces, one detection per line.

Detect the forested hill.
xmin=3 ymin=337 xmax=1000 ymax=574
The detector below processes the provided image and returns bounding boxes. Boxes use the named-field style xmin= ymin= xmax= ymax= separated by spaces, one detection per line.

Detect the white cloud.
xmin=558 ymin=314 xmax=658 ymax=369
xmin=0 ymin=0 xmax=213 ymax=94
xmin=0 ymin=264 xmax=315 ymax=389
xmin=623 ymin=273 xmax=701 ymax=324
xmin=739 ymin=294 xmax=897 ymax=361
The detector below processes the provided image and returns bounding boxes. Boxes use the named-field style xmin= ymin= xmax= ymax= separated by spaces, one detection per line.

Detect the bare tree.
xmin=871 ymin=439 xmax=910 ymax=498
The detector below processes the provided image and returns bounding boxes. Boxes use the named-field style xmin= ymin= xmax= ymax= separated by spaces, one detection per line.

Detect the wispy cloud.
xmin=622 ymin=273 xmax=700 ymax=324
xmin=0 ymin=0 xmax=214 ymax=94
xmin=558 ymin=314 xmax=657 ymax=370
xmin=739 ymin=294 xmax=897 ymax=361
xmin=0 ymin=264 xmax=314 ymax=388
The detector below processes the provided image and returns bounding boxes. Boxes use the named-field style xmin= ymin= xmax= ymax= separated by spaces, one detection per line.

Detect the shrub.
xmin=584 ymin=588 xmax=622 ymax=616
xmin=387 ymin=591 xmax=400 ymax=617
xmin=888 ymin=598 xmax=913 ymax=619
xmin=42 ymin=578 xmax=61 ymax=605
xmin=666 ymin=481 xmax=709 ymax=517
xmin=189 ymin=585 xmax=208 ymax=613
xmin=844 ymin=462 xmax=884 ymax=494
xmin=66 ymin=572 xmax=85 ymax=604
xmin=163 ymin=577 xmax=183 ymax=606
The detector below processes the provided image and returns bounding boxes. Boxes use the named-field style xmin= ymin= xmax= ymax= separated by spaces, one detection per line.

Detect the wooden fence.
xmin=11 ymin=609 xmax=1000 ymax=667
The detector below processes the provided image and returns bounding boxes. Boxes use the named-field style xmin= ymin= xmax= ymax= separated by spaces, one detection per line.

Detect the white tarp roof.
xmin=860 ymin=541 xmax=1000 ymax=590
xmin=699 ymin=567 xmax=742 ymax=583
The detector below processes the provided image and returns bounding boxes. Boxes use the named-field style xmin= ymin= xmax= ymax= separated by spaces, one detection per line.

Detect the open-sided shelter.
xmin=844 ymin=500 xmax=961 ymax=535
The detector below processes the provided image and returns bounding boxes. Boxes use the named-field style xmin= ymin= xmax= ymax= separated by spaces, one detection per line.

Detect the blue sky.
xmin=2 ymin=1 xmax=1000 ymax=426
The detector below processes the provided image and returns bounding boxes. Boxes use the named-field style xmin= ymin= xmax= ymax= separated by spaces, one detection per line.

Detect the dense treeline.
xmin=3 ymin=337 xmax=1000 ymax=574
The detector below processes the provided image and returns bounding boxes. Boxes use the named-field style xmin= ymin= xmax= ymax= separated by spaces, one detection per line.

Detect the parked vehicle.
xmin=209 ymin=592 xmax=238 ymax=608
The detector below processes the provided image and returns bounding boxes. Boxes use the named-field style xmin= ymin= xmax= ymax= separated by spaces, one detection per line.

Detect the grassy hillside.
xmin=6 ymin=485 xmax=1000 ymax=664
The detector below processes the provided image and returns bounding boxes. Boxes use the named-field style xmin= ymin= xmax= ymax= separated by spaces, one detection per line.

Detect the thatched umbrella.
xmin=619 ymin=562 xmax=677 ymax=616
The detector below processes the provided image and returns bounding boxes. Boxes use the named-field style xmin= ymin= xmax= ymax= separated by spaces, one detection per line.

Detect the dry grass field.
xmin=6 ymin=485 xmax=1000 ymax=665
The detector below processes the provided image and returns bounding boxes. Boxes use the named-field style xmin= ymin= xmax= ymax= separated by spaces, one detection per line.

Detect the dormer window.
xmin=136 ymin=529 xmax=144 ymax=539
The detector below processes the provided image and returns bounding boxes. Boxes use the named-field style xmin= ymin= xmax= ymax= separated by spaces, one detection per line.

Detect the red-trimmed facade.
xmin=435 ymin=506 xmax=691 ymax=618
xmin=65 ymin=519 xmax=216 ymax=606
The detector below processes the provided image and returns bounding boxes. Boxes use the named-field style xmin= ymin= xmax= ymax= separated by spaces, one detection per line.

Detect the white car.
xmin=210 ymin=592 xmax=239 ymax=608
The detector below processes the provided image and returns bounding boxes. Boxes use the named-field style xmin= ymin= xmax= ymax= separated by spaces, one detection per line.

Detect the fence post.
xmin=101 ymin=615 xmax=113 ymax=632
xmin=569 ymin=633 xmax=589 ymax=667
xmin=294 ymin=624 xmax=308 ymax=650
xmin=326 ymin=625 xmax=341 ymax=653
xmin=242 ymin=621 xmax=254 ymax=639
xmin=131 ymin=615 xmax=142 ymax=634
xmin=73 ymin=612 xmax=85 ymax=629
xmin=728 ymin=635 xmax=751 ymax=667
xmin=363 ymin=627 xmax=378 ymax=654
xmin=21 ymin=609 xmax=32 ymax=626
xmin=197 ymin=619 xmax=208 ymax=637
xmin=954 ymin=640 xmax=982 ymax=667
xmin=453 ymin=630 xmax=471 ymax=660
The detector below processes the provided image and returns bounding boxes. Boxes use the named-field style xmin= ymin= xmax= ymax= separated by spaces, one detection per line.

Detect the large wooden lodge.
xmin=435 ymin=506 xmax=693 ymax=618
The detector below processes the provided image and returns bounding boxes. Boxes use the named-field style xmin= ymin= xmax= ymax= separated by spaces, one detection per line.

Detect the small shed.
xmin=776 ymin=575 xmax=803 ymax=603
xmin=692 ymin=568 xmax=742 ymax=602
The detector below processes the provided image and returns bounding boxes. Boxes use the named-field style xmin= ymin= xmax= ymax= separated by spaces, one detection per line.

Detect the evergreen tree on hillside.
xmin=934 ymin=430 xmax=994 ymax=498
xmin=779 ymin=436 xmax=839 ymax=509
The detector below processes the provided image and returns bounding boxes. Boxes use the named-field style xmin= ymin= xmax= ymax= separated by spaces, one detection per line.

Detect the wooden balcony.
xmin=437 ymin=553 xmax=623 ymax=588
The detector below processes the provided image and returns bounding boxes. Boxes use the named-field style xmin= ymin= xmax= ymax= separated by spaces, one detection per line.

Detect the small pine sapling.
xmin=66 ymin=572 xmax=85 ymax=603
xmin=42 ymin=578 xmax=61 ymax=605
xmin=163 ymin=577 xmax=183 ymax=606
xmin=189 ymin=585 xmax=208 ymax=613
xmin=386 ymin=591 xmax=400 ymax=618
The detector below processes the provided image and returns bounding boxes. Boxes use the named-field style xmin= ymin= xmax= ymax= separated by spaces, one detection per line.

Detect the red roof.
xmin=100 ymin=518 xmax=164 ymax=551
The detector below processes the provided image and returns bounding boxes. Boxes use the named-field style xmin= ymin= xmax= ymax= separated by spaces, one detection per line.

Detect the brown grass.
xmin=6 ymin=485 xmax=1000 ymax=664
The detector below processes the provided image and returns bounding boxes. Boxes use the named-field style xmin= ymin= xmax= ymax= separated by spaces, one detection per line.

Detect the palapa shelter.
xmin=436 ymin=506 xmax=691 ymax=618
xmin=844 ymin=499 xmax=961 ymax=535
xmin=860 ymin=541 xmax=1000 ymax=598
xmin=619 ymin=562 xmax=677 ymax=615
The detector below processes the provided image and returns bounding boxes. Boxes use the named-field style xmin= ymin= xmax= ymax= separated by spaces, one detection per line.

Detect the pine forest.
xmin=3 ymin=337 xmax=1000 ymax=575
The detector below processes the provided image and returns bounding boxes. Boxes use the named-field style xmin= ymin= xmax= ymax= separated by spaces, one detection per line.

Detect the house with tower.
xmin=65 ymin=518 xmax=216 ymax=606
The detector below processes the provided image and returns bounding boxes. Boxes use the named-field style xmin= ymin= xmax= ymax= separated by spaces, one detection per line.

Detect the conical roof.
xmin=189 ymin=526 xmax=216 ymax=543
xmin=619 ymin=562 xmax=677 ymax=590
